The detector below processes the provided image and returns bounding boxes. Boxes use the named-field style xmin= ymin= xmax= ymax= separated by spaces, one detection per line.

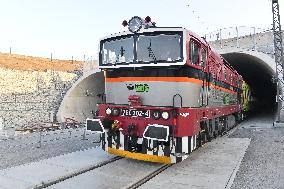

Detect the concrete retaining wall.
xmin=208 ymin=31 xmax=276 ymax=56
xmin=0 ymin=67 xmax=81 ymax=128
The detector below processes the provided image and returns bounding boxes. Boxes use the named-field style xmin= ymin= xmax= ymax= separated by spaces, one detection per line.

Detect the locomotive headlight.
xmin=111 ymin=108 xmax=120 ymax=116
xmin=128 ymin=16 xmax=143 ymax=33
xmin=161 ymin=111 xmax=170 ymax=120
xmin=106 ymin=108 xmax=112 ymax=115
xmin=152 ymin=110 xmax=161 ymax=120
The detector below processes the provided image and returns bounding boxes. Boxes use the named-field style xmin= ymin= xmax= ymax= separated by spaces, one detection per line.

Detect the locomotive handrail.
xmin=173 ymin=94 xmax=183 ymax=108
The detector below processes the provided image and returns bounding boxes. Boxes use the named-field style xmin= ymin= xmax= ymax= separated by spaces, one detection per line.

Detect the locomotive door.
xmin=201 ymin=47 xmax=209 ymax=106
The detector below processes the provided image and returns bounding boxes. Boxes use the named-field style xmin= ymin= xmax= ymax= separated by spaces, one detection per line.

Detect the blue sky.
xmin=0 ymin=0 xmax=280 ymax=60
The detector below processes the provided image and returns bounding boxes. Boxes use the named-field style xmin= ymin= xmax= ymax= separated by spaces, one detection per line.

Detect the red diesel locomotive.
xmin=86 ymin=16 xmax=244 ymax=164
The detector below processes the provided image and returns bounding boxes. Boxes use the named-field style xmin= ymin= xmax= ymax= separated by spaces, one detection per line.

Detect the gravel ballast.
xmin=230 ymin=114 xmax=284 ymax=189
xmin=0 ymin=128 xmax=99 ymax=170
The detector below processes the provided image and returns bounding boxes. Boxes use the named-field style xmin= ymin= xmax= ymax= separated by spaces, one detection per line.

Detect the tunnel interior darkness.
xmin=222 ymin=53 xmax=277 ymax=115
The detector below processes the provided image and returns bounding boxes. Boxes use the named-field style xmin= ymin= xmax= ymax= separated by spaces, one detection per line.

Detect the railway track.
xmin=33 ymin=127 xmax=239 ymax=189
xmin=34 ymin=156 xmax=123 ymax=189
xmin=31 ymin=125 xmax=240 ymax=189
xmin=33 ymin=155 xmax=171 ymax=189
xmin=125 ymin=164 xmax=172 ymax=189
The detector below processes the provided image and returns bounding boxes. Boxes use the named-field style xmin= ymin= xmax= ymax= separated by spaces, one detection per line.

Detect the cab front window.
xmin=137 ymin=34 xmax=181 ymax=63
xmin=100 ymin=31 xmax=183 ymax=66
xmin=102 ymin=36 xmax=134 ymax=64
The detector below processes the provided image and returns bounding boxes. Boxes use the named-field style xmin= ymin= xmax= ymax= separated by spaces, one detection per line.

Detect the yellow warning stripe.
xmin=107 ymin=147 xmax=171 ymax=164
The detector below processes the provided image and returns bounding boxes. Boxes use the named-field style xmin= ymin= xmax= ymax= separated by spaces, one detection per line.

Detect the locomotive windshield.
xmin=100 ymin=31 xmax=183 ymax=66
xmin=101 ymin=36 xmax=134 ymax=64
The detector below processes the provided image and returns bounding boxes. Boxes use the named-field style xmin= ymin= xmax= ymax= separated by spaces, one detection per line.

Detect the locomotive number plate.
xmin=121 ymin=109 xmax=150 ymax=118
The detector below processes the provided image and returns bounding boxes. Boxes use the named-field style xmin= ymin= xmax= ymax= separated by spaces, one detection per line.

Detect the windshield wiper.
xmin=120 ymin=46 xmax=125 ymax=57
xmin=147 ymin=40 xmax=157 ymax=63
xmin=114 ymin=46 xmax=125 ymax=64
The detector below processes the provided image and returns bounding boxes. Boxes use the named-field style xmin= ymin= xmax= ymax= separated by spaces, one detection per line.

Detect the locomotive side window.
xmin=201 ymin=48 xmax=206 ymax=67
xmin=190 ymin=40 xmax=199 ymax=65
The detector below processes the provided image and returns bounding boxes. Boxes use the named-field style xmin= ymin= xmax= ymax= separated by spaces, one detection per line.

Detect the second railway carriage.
xmin=86 ymin=16 xmax=244 ymax=164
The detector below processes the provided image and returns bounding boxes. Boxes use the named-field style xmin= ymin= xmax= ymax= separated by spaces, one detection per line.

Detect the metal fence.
xmin=204 ymin=26 xmax=276 ymax=57
xmin=205 ymin=26 xmax=271 ymax=41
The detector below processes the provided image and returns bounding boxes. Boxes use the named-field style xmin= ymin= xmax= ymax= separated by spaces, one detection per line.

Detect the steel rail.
xmin=125 ymin=164 xmax=172 ymax=189
xmin=33 ymin=156 xmax=123 ymax=189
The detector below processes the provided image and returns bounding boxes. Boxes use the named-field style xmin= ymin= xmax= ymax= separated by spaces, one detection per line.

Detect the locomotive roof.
xmin=99 ymin=27 xmax=187 ymax=41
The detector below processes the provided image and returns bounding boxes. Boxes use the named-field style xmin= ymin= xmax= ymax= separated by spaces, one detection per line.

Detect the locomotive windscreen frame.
xmin=99 ymin=31 xmax=184 ymax=66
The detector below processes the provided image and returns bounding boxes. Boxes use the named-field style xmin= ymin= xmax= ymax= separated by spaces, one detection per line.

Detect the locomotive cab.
xmin=86 ymin=16 xmax=243 ymax=164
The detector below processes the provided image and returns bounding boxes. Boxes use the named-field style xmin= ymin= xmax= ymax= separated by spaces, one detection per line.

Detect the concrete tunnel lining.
xmin=56 ymin=71 xmax=105 ymax=123
xmin=221 ymin=51 xmax=277 ymax=115
xmin=57 ymin=50 xmax=278 ymax=123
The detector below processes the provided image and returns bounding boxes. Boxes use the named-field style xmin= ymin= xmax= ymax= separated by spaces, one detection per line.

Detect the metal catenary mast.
xmin=272 ymin=0 xmax=284 ymax=123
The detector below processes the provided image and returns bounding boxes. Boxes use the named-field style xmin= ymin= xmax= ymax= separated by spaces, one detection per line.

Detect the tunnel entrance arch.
xmin=56 ymin=70 xmax=105 ymax=123
xmin=220 ymin=50 xmax=278 ymax=116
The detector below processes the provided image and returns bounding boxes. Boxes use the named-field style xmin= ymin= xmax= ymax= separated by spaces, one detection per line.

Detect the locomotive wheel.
xmin=213 ymin=130 xmax=218 ymax=138
xmin=200 ymin=121 xmax=210 ymax=143
xmin=197 ymin=133 xmax=202 ymax=147
xmin=207 ymin=133 xmax=211 ymax=142
xmin=199 ymin=129 xmax=209 ymax=145
xmin=220 ymin=117 xmax=228 ymax=135
xmin=203 ymin=131 xmax=207 ymax=144
xmin=237 ymin=111 xmax=244 ymax=122
xmin=207 ymin=124 xmax=213 ymax=142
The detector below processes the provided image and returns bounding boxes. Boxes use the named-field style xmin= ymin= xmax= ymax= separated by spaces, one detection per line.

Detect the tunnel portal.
xmin=222 ymin=52 xmax=277 ymax=115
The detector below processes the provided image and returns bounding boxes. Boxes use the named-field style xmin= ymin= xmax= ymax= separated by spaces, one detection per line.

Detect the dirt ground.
xmin=0 ymin=52 xmax=83 ymax=72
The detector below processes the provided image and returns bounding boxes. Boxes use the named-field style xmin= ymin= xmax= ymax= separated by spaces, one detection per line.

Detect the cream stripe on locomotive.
xmin=106 ymin=80 xmax=237 ymax=108
xmin=106 ymin=81 xmax=202 ymax=107
xmin=101 ymin=131 xmax=198 ymax=163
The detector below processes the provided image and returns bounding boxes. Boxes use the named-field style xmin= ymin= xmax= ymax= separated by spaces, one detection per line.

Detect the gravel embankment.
xmin=0 ymin=128 xmax=100 ymax=170
xmin=230 ymin=115 xmax=284 ymax=189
